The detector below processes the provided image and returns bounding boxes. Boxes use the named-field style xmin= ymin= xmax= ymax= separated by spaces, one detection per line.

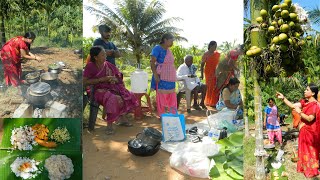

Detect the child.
xmin=279 ymin=114 xmax=288 ymax=126
xmin=264 ymin=98 xmax=282 ymax=145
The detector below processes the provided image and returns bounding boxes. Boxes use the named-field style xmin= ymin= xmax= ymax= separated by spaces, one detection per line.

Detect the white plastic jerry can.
xmin=130 ymin=69 xmax=148 ymax=93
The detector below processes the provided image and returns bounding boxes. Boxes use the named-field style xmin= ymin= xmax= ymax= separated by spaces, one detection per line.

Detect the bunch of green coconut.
xmin=246 ymin=0 xmax=307 ymax=77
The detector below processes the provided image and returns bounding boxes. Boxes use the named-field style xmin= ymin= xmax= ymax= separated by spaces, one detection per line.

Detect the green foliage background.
xmin=0 ymin=0 xmax=82 ymax=48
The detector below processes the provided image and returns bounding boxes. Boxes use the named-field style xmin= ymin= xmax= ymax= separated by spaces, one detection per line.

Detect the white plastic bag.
xmin=169 ymin=141 xmax=219 ymax=178
xmin=170 ymin=151 xmax=214 ymax=179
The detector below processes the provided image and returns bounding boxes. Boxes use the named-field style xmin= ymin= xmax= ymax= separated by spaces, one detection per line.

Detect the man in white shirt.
xmin=176 ymin=55 xmax=207 ymax=113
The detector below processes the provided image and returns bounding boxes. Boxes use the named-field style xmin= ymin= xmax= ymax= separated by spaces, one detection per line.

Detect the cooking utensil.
xmin=128 ymin=139 xmax=161 ymax=156
xmin=26 ymin=82 xmax=52 ymax=108
xmin=25 ymin=72 xmax=40 ymax=84
xmin=48 ymin=63 xmax=61 ymax=74
xmin=136 ymin=127 xmax=162 ymax=147
xmin=40 ymin=72 xmax=58 ymax=86
xmin=57 ymin=61 xmax=66 ymax=68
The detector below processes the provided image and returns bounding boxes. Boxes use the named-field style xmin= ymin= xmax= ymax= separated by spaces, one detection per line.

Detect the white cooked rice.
xmin=10 ymin=125 xmax=37 ymax=150
xmin=10 ymin=157 xmax=41 ymax=179
xmin=45 ymin=155 xmax=74 ymax=180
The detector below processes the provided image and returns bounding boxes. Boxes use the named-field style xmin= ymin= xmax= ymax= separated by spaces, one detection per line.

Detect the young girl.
xmin=264 ymin=98 xmax=282 ymax=145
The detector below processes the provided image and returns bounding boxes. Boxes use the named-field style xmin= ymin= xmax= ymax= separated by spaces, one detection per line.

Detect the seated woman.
xmin=216 ymin=77 xmax=243 ymax=119
xmin=83 ymin=46 xmax=138 ymax=134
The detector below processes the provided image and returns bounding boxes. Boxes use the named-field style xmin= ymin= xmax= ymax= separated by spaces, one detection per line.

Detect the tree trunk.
xmin=240 ymin=59 xmax=250 ymax=137
xmin=135 ymin=49 xmax=141 ymax=68
xmin=250 ymin=0 xmax=268 ymax=179
xmin=47 ymin=10 xmax=50 ymax=40
xmin=0 ymin=15 xmax=6 ymax=46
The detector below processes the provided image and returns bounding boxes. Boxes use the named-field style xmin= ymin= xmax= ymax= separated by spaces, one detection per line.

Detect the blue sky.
xmin=244 ymin=0 xmax=320 ymax=32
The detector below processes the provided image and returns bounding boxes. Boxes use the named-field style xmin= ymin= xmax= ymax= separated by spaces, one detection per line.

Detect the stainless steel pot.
xmin=41 ymin=72 xmax=58 ymax=86
xmin=25 ymin=72 xmax=40 ymax=84
xmin=26 ymin=82 xmax=52 ymax=108
xmin=48 ymin=64 xmax=61 ymax=74
xmin=48 ymin=68 xmax=60 ymax=74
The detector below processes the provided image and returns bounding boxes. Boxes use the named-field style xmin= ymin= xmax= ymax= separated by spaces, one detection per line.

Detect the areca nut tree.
xmin=85 ymin=0 xmax=187 ymax=65
xmin=0 ymin=0 xmax=19 ymax=45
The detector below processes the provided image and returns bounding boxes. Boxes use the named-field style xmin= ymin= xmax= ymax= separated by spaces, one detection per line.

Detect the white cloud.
xmin=83 ymin=0 xmax=244 ymax=48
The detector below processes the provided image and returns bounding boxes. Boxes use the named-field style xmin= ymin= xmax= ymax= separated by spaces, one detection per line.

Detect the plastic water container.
xmin=208 ymin=128 xmax=220 ymax=141
xmin=131 ymin=69 xmax=148 ymax=93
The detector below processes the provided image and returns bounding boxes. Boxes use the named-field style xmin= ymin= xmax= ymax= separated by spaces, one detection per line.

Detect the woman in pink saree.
xmin=83 ymin=46 xmax=138 ymax=134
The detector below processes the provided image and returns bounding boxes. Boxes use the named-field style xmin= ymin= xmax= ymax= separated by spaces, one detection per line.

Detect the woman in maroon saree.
xmin=276 ymin=83 xmax=320 ymax=178
xmin=83 ymin=46 xmax=138 ymax=134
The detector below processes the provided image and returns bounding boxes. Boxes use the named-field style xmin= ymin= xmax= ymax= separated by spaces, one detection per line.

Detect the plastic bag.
xmin=207 ymin=110 xmax=238 ymax=133
xmin=161 ymin=108 xmax=186 ymax=142
xmin=169 ymin=141 xmax=218 ymax=178
xmin=170 ymin=151 xmax=215 ymax=178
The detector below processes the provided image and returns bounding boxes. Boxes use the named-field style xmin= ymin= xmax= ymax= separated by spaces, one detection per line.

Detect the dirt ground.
xmin=245 ymin=124 xmax=320 ymax=180
xmin=0 ymin=47 xmax=82 ymax=118
xmin=83 ymin=101 xmax=217 ymax=180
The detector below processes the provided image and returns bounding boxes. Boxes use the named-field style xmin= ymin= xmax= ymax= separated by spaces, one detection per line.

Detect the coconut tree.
xmin=85 ymin=0 xmax=186 ymax=65
xmin=0 ymin=0 xmax=19 ymax=45
xmin=308 ymin=6 xmax=320 ymax=26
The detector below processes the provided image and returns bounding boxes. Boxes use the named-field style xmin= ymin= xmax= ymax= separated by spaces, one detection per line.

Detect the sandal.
xmin=105 ymin=127 xmax=115 ymax=135
xmin=200 ymin=104 xmax=207 ymax=110
xmin=116 ymin=121 xmax=133 ymax=127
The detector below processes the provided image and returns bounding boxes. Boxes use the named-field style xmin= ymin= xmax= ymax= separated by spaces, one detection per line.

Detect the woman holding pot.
xmin=0 ymin=32 xmax=41 ymax=87
xmin=276 ymin=83 xmax=320 ymax=178
xmin=83 ymin=46 xmax=138 ymax=135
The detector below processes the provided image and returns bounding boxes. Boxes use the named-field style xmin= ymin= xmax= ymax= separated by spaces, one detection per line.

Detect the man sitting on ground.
xmin=176 ymin=55 xmax=207 ymax=113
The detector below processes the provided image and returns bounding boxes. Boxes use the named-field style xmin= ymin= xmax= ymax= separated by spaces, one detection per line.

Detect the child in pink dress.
xmin=264 ymin=98 xmax=282 ymax=145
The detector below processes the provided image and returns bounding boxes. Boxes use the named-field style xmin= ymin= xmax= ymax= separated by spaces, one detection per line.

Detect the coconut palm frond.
xmin=308 ymin=6 xmax=320 ymax=25
xmin=85 ymin=0 xmax=185 ymax=64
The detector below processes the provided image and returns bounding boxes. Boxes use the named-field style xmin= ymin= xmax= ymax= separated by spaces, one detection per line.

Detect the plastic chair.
xmin=134 ymin=92 xmax=152 ymax=119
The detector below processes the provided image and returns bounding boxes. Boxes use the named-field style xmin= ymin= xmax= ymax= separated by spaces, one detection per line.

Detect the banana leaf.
xmin=0 ymin=150 xmax=82 ymax=180
xmin=1 ymin=118 xmax=81 ymax=152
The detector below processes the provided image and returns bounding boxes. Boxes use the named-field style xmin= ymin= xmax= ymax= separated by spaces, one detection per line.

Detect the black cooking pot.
xmin=136 ymin=127 xmax=162 ymax=147
xmin=128 ymin=138 xmax=161 ymax=156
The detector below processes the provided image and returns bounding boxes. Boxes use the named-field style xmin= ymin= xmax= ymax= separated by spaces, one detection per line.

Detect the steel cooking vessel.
xmin=40 ymin=72 xmax=58 ymax=86
xmin=25 ymin=72 xmax=40 ymax=84
xmin=48 ymin=64 xmax=61 ymax=74
xmin=26 ymin=82 xmax=52 ymax=108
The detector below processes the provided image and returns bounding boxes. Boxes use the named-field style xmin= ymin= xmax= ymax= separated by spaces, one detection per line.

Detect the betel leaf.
xmin=210 ymin=163 xmax=235 ymax=180
xmin=225 ymin=167 xmax=244 ymax=180
xmin=228 ymin=159 xmax=244 ymax=175
xmin=216 ymin=138 xmax=235 ymax=147
xmin=228 ymin=131 xmax=244 ymax=147
xmin=226 ymin=147 xmax=243 ymax=158
xmin=216 ymin=131 xmax=244 ymax=147
xmin=210 ymin=166 xmax=221 ymax=178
